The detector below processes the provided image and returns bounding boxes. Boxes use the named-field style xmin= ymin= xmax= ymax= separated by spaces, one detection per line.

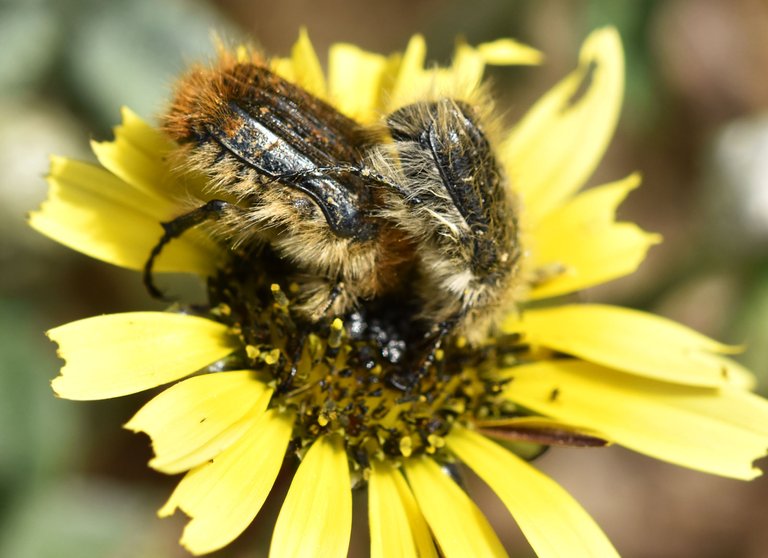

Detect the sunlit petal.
xmin=270 ymin=436 xmax=352 ymax=558
xmin=503 ymin=360 xmax=768 ymax=479
xmin=448 ymin=426 xmax=619 ymax=558
xmin=329 ymin=44 xmax=390 ymax=122
xmin=290 ymin=28 xmax=327 ymax=99
xmin=50 ymin=312 xmax=235 ymax=400
xmin=125 ymin=371 xmax=272 ymax=474
xmin=448 ymin=42 xmax=487 ymax=94
xmin=29 ymin=157 xmax=217 ymax=273
xmin=369 ymin=461 xmax=437 ymax=558
xmin=405 ymin=457 xmax=507 ymax=558
xmin=501 ymin=27 xmax=624 ymax=222
xmin=388 ymin=34 xmax=427 ymax=108
xmin=505 ymin=304 xmax=752 ymax=388
xmin=476 ymin=38 xmax=543 ymax=65
xmin=527 ymin=174 xmax=661 ymax=298
xmin=90 ymin=108 xmax=183 ymax=209
xmin=159 ymin=409 xmax=294 ymax=555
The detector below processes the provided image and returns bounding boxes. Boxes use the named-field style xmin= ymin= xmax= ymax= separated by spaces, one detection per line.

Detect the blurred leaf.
xmin=0 ymin=301 xmax=83 ymax=490
xmin=732 ymin=265 xmax=768 ymax=394
xmin=0 ymin=1 xmax=60 ymax=95
xmin=0 ymin=477 xmax=178 ymax=558
xmin=63 ymin=0 xmax=238 ymax=129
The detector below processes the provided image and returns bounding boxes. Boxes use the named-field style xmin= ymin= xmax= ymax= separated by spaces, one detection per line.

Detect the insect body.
xmin=149 ymin=53 xmax=519 ymax=384
xmin=371 ymin=98 xmax=521 ymax=347
xmin=148 ymin=56 xmax=409 ymax=320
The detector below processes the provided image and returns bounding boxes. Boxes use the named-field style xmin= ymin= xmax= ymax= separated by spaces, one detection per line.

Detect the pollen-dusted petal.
xmin=503 ymin=360 xmax=768 ymax=479
xmin=328 ymin=43 xmax=389 ymax=122
xmin=49 ymin=312 xmax=235 ymax=400
xmin=159 ymin=409 xmax=294 ymax=555
xmin=476 ymin=38 xmax=543 ymax=65
xmin=270 ymin=435 xmax=352 ymax=558
xmin=289 ymin=28 xmax=328 ymax=100
xmin=124 ymin=371 xmax=272 ymax=474
xmin=29 ymin=157 xmax=217 ymax=273
xmin=404 ymin=457 xmax=507 ymax=558
xmin=528 ymin=174 xmax=662 ymax=299
xmin=505 ymin=304 xmax=752 ymax=388
xmin=448 ymin=426 xmax=619 ymax=558
xmin=369 ymin=462 xmax=437 ymax=558
xmin=500 ymin=27 xmax=624 ymax=223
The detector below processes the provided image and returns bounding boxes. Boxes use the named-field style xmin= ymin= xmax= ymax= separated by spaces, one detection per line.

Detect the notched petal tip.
xmin=526 ymin=173 xmax=662 ymax=298
xmin=504 ymin=26 xmax=625 ymax=222
xmin=47 ymin=313 xmax=235 ymax=400
xmin=511 ymin=304 xmax=753 ymax=388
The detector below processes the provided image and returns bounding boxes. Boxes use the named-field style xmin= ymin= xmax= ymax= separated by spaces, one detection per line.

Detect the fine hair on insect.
xmin=369 ymin=94 xmax=521 ymax=352
xmin=145 ymin=47 xmax=413 ymax=322
xmin=146 ymin=45 xmax=522 ymax=392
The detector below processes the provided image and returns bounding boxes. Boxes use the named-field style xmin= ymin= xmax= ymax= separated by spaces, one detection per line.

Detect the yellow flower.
xmin=31 ymin=28 xmax=768 ymax=557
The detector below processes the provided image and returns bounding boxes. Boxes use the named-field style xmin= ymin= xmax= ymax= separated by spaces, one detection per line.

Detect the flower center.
xmin=206 ymin=248 xmax=526 ymax=468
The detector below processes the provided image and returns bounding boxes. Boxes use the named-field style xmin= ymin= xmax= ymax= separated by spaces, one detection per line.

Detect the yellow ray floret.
xmin=505 ymin=304 xmax=752 ymax=388
xmin=270 ymin=435 xmax=353 ymax=558
xmin=49 ymin=312 xmax=235 ymax=400
xmin=501 ymin=27 xmax=624 ymax=223
xmin=527 ymin=173 xmax=662 ymax=298
xmin=405 ymin=457 xmax=507 ymax=558
xmin=125 ymin=371 xmax=273 ymax=474
xmin=449 ymin=426 xmax=619 ymax=558
xmin=328 ymin=43 xmax=393 ymax=122
xmin=503 ymin=360 xmax=768 ymax=479
xmin=159 ymin=409 xmax=294 ymax=555
xmin=368 ymin=461 xmax=437 ymax=558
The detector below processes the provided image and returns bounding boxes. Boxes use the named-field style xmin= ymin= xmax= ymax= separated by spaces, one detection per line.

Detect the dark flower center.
xmin=205 ymin=247 xmax=527 ymax=468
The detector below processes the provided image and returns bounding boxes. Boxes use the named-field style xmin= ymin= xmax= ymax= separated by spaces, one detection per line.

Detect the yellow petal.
xmin=270 ymin=56 xmax=295 ymax=83
xmin=505 ymin=304 xmax=752 ymax=388
xmin=501 ymin=27 xmax=624 ymax=223
xmin=528 ymin=174 xmax=661 ymax=298
xmin=159 ymin=409 xmax=294 ymax=555
xmin=328 ymin=43 xmax=389 ymax=122
xmin=448 ymin=42 xmax=487 ymax=95
xmin=503 ymin=360 xmax=768 ymax=479
xmin=369 ymin=462 xmax=437 ymax=558
xmin=388 ymin=34 xmax=427 ymax=109
xmin=270 ymin=436 xmax=352 ymax=558
xmin=404 ymin=457 xmax=507 ymax=558
xmin=449 ymin=38 xmax=542 ymax=95
xmin=125 ymin=371 xmax=272 ymax=474
xmin=49 ymin=312 xmax=235 ymax=400
xmin=290 ymin=28 xmax=327 ymax=99
xmin=448 ymin=426 xmax=619 ymax=558
xmin=389 ymin=463 xmax=438 ymax=558
xmin=109 ymin=107 xmax=215 ymax=203
xmin=119 ymin=106 xmax=176 ymax=152
xmin=90 ymin=108 xmax=183 ymax=209
xmin=29 ymin=157 xmax=217 ymax=273
xmin=476 ymin=38 xmax=543 ymax=65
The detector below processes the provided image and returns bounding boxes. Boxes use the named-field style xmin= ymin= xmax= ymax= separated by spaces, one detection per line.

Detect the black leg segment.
xmin=143 ymin=199 xmax=232 ymax=299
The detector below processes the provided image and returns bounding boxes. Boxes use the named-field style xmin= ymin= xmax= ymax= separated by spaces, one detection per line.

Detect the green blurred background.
xmin=3 ymin=0 xmax=768 ymax=556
